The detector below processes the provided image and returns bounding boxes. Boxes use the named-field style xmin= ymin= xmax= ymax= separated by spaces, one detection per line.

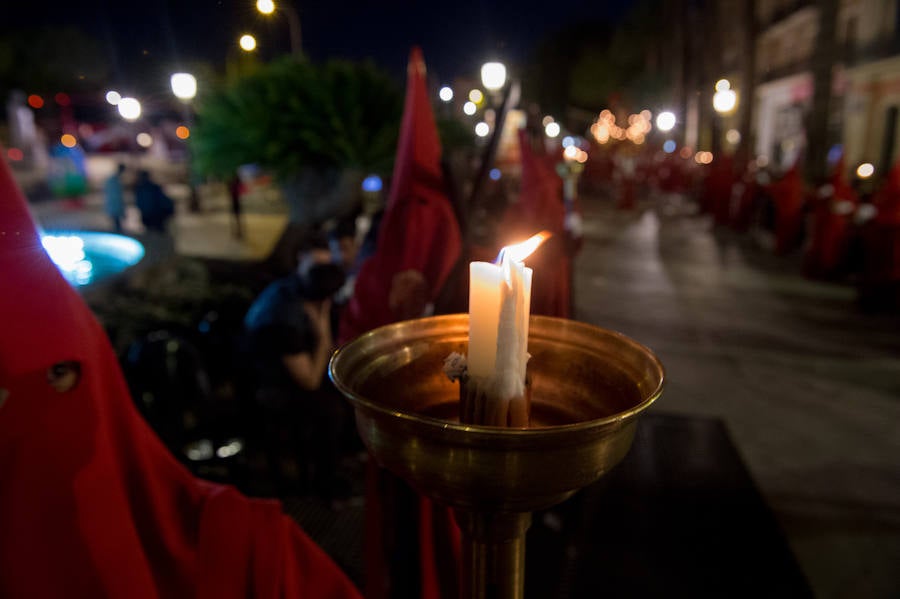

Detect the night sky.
xmin=4 ymin=0 xmax=631 ymax=88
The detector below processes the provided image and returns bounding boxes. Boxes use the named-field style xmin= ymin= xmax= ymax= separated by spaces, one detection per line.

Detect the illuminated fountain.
xmin=41 ymin=231 xmax=145 ymax=286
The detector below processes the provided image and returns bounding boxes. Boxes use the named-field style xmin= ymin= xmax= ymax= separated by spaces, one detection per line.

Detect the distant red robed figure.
xmin=768 ymin=164 xmax=806 ymax=255
xmin=862 ymin=160 xmax=900 ymax=284
xmin=804 ymin=156 xmax=858 ymax=278
xmin=496 ymin=129 xmax=572 ymax=318
xmin=337 ymin=47 xmax=463 ymax=599
xmin=0 ymin=152 xmax=361 ymax=599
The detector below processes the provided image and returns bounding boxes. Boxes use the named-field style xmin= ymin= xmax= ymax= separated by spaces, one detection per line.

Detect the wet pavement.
xmin=21 ymin=166 xmax=900 ymax=597
xmin=574 ymin=196 xmax=900 ymax=599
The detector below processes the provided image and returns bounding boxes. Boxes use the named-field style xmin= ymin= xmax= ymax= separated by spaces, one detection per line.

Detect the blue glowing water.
xmin=41 ymin=231 xmax=145 ymax=287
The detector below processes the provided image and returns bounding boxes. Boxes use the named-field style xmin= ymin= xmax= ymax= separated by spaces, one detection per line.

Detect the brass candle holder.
xmin=329 ymin=314 xmax=664 ymax=599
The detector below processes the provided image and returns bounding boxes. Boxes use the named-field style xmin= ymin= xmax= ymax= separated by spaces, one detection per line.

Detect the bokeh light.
xmin=475 ymin=122 xmax=490 ymax=137
xmin=256 ymin=0 xmax=275 ymax=14
xmin=175 ymin=126 xmax=190 ymax=139
xmin=117 ymin=97 xmax=141 ymax=120
xmin=562 ymin=136 xmax=575 ymax=148
xmin=545 ymin=122 xmax=561 ymax=138
xmin=663 ymin=140 xmax=676 ymax=153
xmin=656 ymin=111 xmax=676 ymax=132
xmin=489 ymin=168 xmax=502 ymax=181
xmin=542 ymin=115 xmax=554 ymax=127
xmin=27 ymin=94 xmax=44 ymax=109
xmin=726 ymin=129 xmax=742 ymax=144
xmin=60 ymin=134 xmax=77 ymax=148
xmin=463 ymin=101 xmax=477 ymax=115
xmin=239 ymin=34 xmax=257 ymax=51
xmin=106 ymin=90 xmax=121 ymax=105
xmin=715 ymin=79 xmax=731 ymax=92
xmin=136 ymin=132 xmax=153 ymax=148
xmin=55 ymin=92 xmax=70 ymax=106
xmin=468 ymin=89 xmax=484 ymax=104
xmin=713 ymin=88 xmax=737 ymax=113
xmin=439 ymin=86 xmax=453 ymax=102
xmin=362 ymin=174 xmax=383 ymax=192
xmin=481 ymin=62 xmax=507 ymax=91
xmin=7 ymin=148 xmax=24 ymax=161
xmin=170 ymin=73 xmax=197 ymax=100
xmin=856 ymin=163 xmax=875 ymax=179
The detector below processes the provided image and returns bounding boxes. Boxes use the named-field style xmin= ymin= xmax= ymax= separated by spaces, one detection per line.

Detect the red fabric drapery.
xmin=0 ymin=150 xmax=360 ymax=599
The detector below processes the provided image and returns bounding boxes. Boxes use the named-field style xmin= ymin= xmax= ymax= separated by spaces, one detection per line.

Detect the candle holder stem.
xmin=456 ymin=511 xmax=531 ymax=599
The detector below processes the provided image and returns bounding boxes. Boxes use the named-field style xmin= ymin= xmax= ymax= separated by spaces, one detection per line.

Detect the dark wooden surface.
xmin=525 ymin=412 xmax=813 ymax=598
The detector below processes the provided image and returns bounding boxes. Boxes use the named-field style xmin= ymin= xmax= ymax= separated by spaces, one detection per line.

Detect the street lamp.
xmin=656 ymin=111 xmax=676 ymax=132
xmin=481 ymin=62 xmax=507 ymax=91
xmin=255 ymin=0 xmax=303 ymax=56
xmin=713 ymin=79 xmax=737 ymax=114
xmin=170 ymin=73 xmax=197 ymax=101
xmin=239 ymin=34 xmax=257 ymax=52
xmin=117 ymin=97 xmax=141 ymax=121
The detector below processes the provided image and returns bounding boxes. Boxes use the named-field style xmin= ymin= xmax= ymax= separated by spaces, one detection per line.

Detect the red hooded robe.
xmin=804 ymin=156 xmax=859 ymax=278
xmin=336 ymin=47 xmax=463 ymax=599
xmin=0 ymin=152 xmax=361 ymax=599
xmin=769 ymin=164 xmax=806 ymax=255
xmin=862 ymin=160 xmax=900 ymax=283
xmin=497 ymin=129 xmax=571 ymax=317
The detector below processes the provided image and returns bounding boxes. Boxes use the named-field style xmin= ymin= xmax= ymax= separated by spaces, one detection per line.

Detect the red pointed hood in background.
xmin=339 ymin=47 xmax=462 ymax=343
xmin=872 ymin=160 xmax=900 ymax=225
xmin=829 ymin=155 xmax=858 ymax=204
xmin=0 ymin=152 xmax=360 ymax=599
xmin=493 ymin=129 xmax=571 ymax=317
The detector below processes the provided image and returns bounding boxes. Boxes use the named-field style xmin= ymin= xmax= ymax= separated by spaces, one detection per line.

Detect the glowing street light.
xmin=439 ymin=86 xmax=453 ymax=102
xmin=117 ymin=97 xmax=141 ymax=121
xmin=480 ymin=61 xmax=507 ymax=91
xmin=239 ymin=34 xmax=257 ymax=52
xmin=170 ymin=73 xmax=197 ymax=101
xmin=656 ymin=111 xmax=676 ymax=132
xmin=713 ymin=79 xmax=737 ymax=114
xmin=105 ymin=90 xmax=121 ymax=105
xmin=255 ymin=0 xmax=302 ymax=56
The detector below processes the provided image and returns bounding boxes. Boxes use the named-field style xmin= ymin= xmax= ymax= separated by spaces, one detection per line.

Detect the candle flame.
xmin=498 ymin=231 xmax=551 ymax=264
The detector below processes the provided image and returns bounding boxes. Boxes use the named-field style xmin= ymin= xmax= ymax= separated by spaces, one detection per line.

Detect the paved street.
xmin=22 ymin=170 xmax=900 ymax=597
xmin=574 ymin=196 xmax=900 ymax=599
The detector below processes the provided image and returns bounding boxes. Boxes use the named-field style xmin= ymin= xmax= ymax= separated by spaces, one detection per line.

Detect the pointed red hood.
xmin=340 ymin=47 xmax=462 ymax=343
xmin=872 ymin=160 xmax=900 ymax=221
xmin=516 ymin=129 xmax=565 ymax=234
xmin=0 ymin=150 xmax=360 ymax=599
xmin=829 ymin=155 xmax=857 ymax=204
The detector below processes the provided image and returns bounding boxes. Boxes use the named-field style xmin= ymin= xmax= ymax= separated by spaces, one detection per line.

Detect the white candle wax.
xmin=467 ymin=255 xmax=533 ymax=399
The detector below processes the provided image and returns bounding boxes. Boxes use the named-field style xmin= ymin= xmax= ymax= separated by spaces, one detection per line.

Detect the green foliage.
xmin=191 ymin=58 xmax=403 ymax=179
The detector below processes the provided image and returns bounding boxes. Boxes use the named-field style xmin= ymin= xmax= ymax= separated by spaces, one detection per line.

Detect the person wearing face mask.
xmin=244 ymin=233 xmax=349 ymax=499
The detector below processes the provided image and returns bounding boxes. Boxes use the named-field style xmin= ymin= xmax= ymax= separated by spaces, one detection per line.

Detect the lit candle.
xmin=466 ymin=231 xmax=548 ymax=425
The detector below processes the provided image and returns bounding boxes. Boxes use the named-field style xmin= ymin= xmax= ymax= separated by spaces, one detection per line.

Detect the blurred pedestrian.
xmin=244 ymin=235 xmax=349 ymax=498
xmin=104 ymin=163 xmax=127 ymax=232
xmin=134 ymin=170 xmax=174 ymax=233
